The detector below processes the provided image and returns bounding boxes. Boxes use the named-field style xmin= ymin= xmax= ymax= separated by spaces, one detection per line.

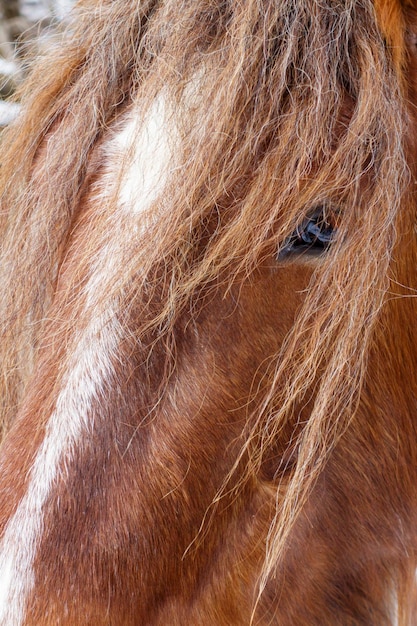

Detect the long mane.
xmin=0 ymin=0 xmax=409 ymax=597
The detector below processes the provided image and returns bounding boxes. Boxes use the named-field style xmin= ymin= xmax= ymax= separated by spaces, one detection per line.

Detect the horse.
xmin=0 ymin=0 xmax=417 ymax=623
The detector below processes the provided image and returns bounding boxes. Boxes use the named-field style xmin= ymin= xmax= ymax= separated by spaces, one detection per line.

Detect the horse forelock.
xmin=0 ymin=0 xmax=413 ymax=616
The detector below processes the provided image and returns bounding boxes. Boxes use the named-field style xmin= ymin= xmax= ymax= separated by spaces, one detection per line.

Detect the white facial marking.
xmin=0 ymin=312 xmax=121 ymax=626
xmin=0 ymin=91 xmax=178 ymax=624
xmin=104 ymin=91 xmax=178 ymax=225
xmin=120 ymin=95 xmax=174 ymax=210
xmin=391 ymin=591 xmax=399 ymax=626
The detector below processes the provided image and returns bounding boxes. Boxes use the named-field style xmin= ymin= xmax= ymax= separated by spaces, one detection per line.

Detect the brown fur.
xmin=0 ymin=0 xmax=417 ymax=623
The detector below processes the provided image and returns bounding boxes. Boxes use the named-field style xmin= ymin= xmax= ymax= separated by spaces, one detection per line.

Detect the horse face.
xmin=0 ymin=1 xmax=417 ymax=624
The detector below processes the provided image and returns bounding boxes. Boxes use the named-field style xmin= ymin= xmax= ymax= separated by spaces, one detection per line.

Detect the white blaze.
xmin=0 ymin=92 xmax=177 ymax=625
xmin=0 ymin=313 xmax=121 ymax=625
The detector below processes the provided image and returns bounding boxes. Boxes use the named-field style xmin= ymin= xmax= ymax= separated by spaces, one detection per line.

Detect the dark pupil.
xmin=280 ymin=207 xmax=337 ymax=255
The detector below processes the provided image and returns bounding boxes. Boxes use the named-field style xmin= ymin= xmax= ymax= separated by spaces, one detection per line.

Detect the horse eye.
xmin=278 ymin=206 xmax=338 ymax=258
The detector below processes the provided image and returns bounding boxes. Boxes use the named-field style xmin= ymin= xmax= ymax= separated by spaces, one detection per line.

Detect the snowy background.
xmin=0 ymin=0 xmax=74 ymax=126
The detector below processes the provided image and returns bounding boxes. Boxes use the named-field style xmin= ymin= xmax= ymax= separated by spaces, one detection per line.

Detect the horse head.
xmin=0 ymin=1 xmax=417 ymax=623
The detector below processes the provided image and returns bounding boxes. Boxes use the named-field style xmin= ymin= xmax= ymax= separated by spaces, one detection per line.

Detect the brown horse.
xmin=0 ymin=0 xmax=417 ymax=623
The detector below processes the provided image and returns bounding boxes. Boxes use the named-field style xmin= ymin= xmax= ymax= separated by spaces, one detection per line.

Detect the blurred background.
xmin=0 ymin=0 xmax=73 ymax=126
